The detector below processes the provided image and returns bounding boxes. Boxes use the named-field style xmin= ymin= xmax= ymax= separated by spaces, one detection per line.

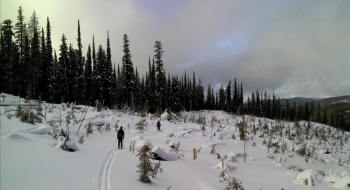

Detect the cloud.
xmin=2 ymin=0 xmax=350 ymax=98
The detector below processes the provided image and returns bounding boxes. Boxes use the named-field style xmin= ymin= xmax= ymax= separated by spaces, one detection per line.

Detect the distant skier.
xmin=156 ymin=120 xmax=161 ymax=132
xmin=117 ymin=126 xmax=125 ymax=149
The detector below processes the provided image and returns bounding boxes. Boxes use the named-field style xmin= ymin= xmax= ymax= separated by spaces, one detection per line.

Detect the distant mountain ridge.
xmin=280 ymin=95 xmax=350 ymax=106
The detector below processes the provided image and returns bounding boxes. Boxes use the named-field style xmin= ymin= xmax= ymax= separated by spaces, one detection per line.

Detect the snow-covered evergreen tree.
xmin=172 ymin=76 xmax=181 ymax=112
xmin=96 ymin=44 xmax=106 ymax=102
xmin=0 ymin=20 xmax=15 ymax=94
xmin=14 ymin=6 xmax=27 ymax=96
xmin=122 ymin=34 xmax=134 ymax=107
xmin=154 ymin=41 xmax=164 ymax=111
xmin=105 ymin=32 xmax=114 ymax=107
xmin=136 ymin=144 xmax=163 ymax=183
xmin=46 ymin=18 xmax=55 ymax=103
xmin=226 ymin=80 xmax=232 ymax=112
xmin=84 ymin=44 xmax=93 ymax=103
xmin=68 ymin=43 xmax=76 ymax=102
xmin=28 ymin=11 xmax=41 ymax=98
xmin=76 ymin=20 xmax=85 ymax=104
xmin=58 ymin=34 xmax=69 ymax=101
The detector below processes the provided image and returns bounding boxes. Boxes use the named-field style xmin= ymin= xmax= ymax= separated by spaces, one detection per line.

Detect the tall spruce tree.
xmin=105 ymin=32 xmax=114 ymax=107
xmin=58 ymin=34 xmax=69 ymax=101
xmin=76 ymin=20 xmax=84 ymax=104
xmin=172 ymin=76 xmax=181 ymax=112
xmin=192 ymin=72 xmax=197 ymax=110
xmin=46 ymin=18 xmax=54 ymax=103
xmin=14 ymin=6 xmax=27 ymax=96
xmin=14 ymin=6 xmax=26 ymax=59
xmin=239 ymin=83 xmax=244 ymax=113
xmin=96 ymin=44 xmax=106 ymax=102
xmin=251 ymin=92 xmax=255 ymax=115
xmin=39 ymin=27 xmax=47 ymax=99
xmin=92 ymin=35 xmax=99 ymax=103
xmin=225 ymin=80 xmax=232 ymax=112
xmin=122 ymin=34 xmax=134 ymax=107
xmin=233 ymin=78 xmax=239 ymax=112
xmin=154 ymin=41 xmax=164 ymax=111
xmin=29 ymin=11 xmax=41 ymax=98
xmin=84 ymin=44 xmax=93 ymax=103
xmin=218 ymin=85 xmax=225 ymax=110
xmin=0 ymin=20 xmax=15 ymax=94
xmin=148 ymin=56 xmax=156 ymax=113
xmin=116 ymin=64 xmax=124 ymax=109
xmin=52 ymin=49 xmax=60 ymax=102
xmin=197 ymin=78 xmax=204 ymax=110
xmin=256 ymin=90 xmax=260 ymax=116
xmin=67 ymin=43 xmax=76 ymax=102
xmin=112 ymin=64 xmax=118 ymax=106
xmin=23 ymin=33 xmax=31 ymax=98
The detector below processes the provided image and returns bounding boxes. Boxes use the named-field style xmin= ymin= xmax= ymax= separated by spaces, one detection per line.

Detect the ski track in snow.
xmin=98 ymin=136 xmax=131 ymax=190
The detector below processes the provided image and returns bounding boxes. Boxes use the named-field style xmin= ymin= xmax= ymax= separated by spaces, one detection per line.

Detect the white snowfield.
xmin=1 ymin=93 xmax=350 ymax=190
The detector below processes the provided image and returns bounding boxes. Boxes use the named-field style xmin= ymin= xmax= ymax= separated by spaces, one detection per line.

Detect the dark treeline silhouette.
xmin=1 ymin=6 xmax=348 ymax=131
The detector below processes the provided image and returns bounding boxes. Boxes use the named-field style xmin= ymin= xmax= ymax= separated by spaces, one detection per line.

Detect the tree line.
xmin=1 ymin=6 xmax=348 ymax=131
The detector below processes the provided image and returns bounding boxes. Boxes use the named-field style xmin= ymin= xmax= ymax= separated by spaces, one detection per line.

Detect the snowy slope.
xmin=1 ymin=93 xmax=350 ymax=190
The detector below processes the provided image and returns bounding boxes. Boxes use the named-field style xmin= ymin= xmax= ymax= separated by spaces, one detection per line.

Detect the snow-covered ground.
xmin=1 ymin=93 xmax=350 ymax=190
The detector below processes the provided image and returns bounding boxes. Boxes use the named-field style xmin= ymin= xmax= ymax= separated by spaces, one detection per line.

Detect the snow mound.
xmin=2 ymin=133 xmax=31 ymax=142
xmin=296 ymin=170 xmax=320 ymax=186
xmin=55 ymin=137 xmax=79 ymax=151
xmin=169 ymin=141 xmax=180 ymax=150
xmin=89 ymin=119 xmax=105 ymax=126
xmin=215 ymin=160 xmax=236 ymax=172
xmin=67 ymin=142 xmax=79 ymax=151
xmin=166 ymin=132 xmax=174 ymax=137
xmin=27 ymin=124 xmax=59 ymax=135
xmin=333 ymin=176 xmax=350 ymax=190
xmin=130 ymin=135 xmax=143 ymax=141
xmin=135 ymin=139 xmax=153 ymax=150
xmin=160 ymin=110 xmax=169 ymax=121
xmin=215 ymin=131 xmax=226 ymax=139
xmin=203 ymin=142 xmax=225 ymax=148
xmin=130 ymin=130 xmax=144 ymax=134
xmin=334 ymin=169 xmax=350 ymax=178
xmin=152 ymin=147 xmax=177 ymax=161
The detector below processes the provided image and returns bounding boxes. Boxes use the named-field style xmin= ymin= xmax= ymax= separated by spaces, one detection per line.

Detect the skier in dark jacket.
xmin=117 ymin=126 xmax=125 ymax=149
xmin=156 ymin=120 xmax=161 ymax=132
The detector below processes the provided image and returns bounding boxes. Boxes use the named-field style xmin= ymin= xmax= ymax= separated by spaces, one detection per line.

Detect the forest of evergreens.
xmin=1 ymin=6 xmax=348 ymax=131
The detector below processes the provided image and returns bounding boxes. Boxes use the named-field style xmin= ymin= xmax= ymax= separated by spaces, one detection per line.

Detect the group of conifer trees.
xmin=0 ymin=6 xmax=242 ymax=114
xmin=1 ymin=6 xmax=348 ymax=131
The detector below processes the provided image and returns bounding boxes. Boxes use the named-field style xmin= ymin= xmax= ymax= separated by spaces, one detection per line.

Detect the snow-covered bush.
xmin=224 ymin=177 xmax=245 ymax=190
xmin=85 ymin=122 xmax=93 ymax=135
xmin=136 ymin=118 xmax=147 ymax=131
xmin=54 ymin=130 xmax=76 ymax=152
xmin=78 ymin=134 xmax=84 ymax=144
xmin=19 ymin=104 xmax=43 ymax=124
xmin=296 ymin=170 xmax=319 ymax=186
xmin=105 ymin=122 xmax=111 ymax=131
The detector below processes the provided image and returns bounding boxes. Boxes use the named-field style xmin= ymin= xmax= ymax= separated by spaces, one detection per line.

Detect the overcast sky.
xmin=2 ymin=0 xmax=350 ymax=99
